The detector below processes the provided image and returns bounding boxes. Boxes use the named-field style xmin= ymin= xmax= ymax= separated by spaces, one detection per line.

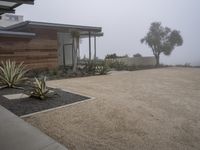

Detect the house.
xmin=0 ymin=0 xmax=103 ymax=70
xmin=0 ymin=21 xmax=103 ymax=69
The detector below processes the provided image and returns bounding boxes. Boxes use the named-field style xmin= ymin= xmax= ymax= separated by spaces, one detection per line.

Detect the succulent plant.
xmin=0 ymin=60 xmax=28 ymax=88
xmin=30 ymin=76 xmax=50 ymax=100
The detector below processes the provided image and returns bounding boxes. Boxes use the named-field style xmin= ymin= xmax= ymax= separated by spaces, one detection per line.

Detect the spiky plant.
xmin=0 ymin=60 xmax=28 ymax=88
xmin=30 ymin=77 xmax=50 ymax=100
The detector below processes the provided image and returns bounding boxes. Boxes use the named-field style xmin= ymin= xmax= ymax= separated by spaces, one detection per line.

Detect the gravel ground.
xmin=24 ymin=67 xmax=200 ymax=150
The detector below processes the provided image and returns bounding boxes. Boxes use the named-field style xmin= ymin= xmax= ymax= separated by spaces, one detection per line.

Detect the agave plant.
xmin=0 ymin=60 xmax=28 ymax=88
xmin=30 ymin=76 xmax=50 ymax=100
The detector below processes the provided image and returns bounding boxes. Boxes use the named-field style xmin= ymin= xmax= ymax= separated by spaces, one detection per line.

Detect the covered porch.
xmin=57 ymin=27 xmax=103 ymax=72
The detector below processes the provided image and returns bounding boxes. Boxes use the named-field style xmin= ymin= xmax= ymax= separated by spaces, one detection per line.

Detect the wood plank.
xmin=0 ymin=49 xmax=57 ymax=54
xmin=0 ymin=40 xmax=57 ymax=50
xmin=0 ymin=30 xmax=60 ymax=69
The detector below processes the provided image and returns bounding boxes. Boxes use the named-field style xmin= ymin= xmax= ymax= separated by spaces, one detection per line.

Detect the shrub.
xmin=105 ymin=53 xmax=118 ymax=59
xmin=30 ymin=76 xmax=50 ymax=100
xmin=107 ymin=61 xmax=127 ymax=71
xmin=83 ymin=60 xmax=110 ymax=75
xmin=133 ymin=53 xmax=142 ymax=57
xmin=84 ymin=60 xmax=97 ymax=75
xmin=0 ymin=60 xmax=28 ymax=88
xmin=95 ymin=62 xmax=110 ymax=75
xmin=48 ymin=68 xmax=59 ymax=76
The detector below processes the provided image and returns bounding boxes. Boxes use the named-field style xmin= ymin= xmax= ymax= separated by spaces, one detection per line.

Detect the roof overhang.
xmin=2 ymin=21 xmax=103 ymax=38
xmin=80 ymin=32 xmax=104 ymax=38
xmin=0 ymin=0 xmax=34 ymax=15
xmin=0 ymin=30 xmax=35 ymax=38
xmin=6 ymin=21 xmax=103 ymax=34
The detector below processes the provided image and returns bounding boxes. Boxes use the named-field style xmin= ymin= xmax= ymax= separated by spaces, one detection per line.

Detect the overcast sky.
xmin=16 ymin=0 xmax=200 ymax=65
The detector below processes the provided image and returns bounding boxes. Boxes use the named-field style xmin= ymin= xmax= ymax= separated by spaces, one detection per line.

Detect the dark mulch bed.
xmin=0 ymin=87 xmax=89 ymax=117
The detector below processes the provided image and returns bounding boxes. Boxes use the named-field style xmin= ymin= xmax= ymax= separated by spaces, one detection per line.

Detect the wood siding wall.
xmin=0 ymin=29 xmax=58 ymax=69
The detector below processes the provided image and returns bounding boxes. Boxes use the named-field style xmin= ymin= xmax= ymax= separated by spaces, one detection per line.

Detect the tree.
xmin=105 ymin=53 xmax=129 ymax=59
xmin=105 ymin=53 xmax=117 ymax=59
xmin=141 ymin=22 xmax=183 ymax=66
xmin=133 ymin=53 xmax=142 ymax=57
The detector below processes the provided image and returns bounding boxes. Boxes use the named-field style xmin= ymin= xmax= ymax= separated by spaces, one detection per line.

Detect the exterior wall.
xmin=106 ymin=57 xmax=156 ymax=66
xmin=57 ymin=32 xmax=73 ymax=66
xmin=0 ymin=29 xmax=58 ymax=69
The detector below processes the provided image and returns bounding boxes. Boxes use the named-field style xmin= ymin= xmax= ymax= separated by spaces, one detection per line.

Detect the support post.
xmin=94 ymin=36 xmax=97 ymax=60
xmin=72 ymin=36 xmax=76 ymax=72
xmin=89 ymin=32 xmax=91 ymax=63
xmin=63 ymin=45 xmax=66 ymax=67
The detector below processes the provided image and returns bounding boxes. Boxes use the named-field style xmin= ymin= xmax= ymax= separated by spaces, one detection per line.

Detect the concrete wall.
xmin=106 ymin=57 xmax=156 ymax=66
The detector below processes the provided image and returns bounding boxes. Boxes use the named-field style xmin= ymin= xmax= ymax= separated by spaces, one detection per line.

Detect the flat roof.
xmin=6 ymin=21 xmax=102 ymax=32
xmin=80 ymin=32 xmax=104 ymax=38
xmin=0 ymin=0 xmax=34 ymax=15
xmin=1 ymin=21 xmax=103 ymax=38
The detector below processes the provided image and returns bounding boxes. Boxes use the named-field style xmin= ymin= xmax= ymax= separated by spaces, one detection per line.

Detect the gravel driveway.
xmin=24 ymin=67 xmax=200 ymax=150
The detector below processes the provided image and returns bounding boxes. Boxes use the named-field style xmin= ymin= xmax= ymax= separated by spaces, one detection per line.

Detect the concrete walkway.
xmin=0 ymin=105 xmax=67 ymax=150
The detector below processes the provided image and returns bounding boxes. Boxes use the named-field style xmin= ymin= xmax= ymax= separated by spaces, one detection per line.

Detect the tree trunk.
xmin=155 ymin=55 xmax=160 ymax=67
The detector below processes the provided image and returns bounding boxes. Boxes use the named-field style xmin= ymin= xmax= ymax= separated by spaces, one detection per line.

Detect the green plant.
xmin=30 ymin=76 xmax=50 ymax=100
xmin=107 ymin=61 xmax=127 ymax=71
xmin=133 ymin=53 xmax=142 ymax=57
xmin=0 ymin=60 xmax=28 ymax=88
xmin=95 ymin=62 xmax=110 ymax=75
xmin=84 ymin=61 xmax=97 ymax=75
xmin=48 ymin=68 xmax=59 ymax=76
xmin=141 ymin=22 xmax=183 ymax=66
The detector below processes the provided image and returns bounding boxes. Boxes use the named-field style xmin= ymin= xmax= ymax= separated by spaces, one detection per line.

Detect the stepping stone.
xmin=49 ymin=90 xmax=54 ymax=93
xmin=3 ymin=93 xmax=29 ymax=100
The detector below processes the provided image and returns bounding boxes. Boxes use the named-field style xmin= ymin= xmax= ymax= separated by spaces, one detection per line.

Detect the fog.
xmin=17 ymin=0 xmax=200 ymax=65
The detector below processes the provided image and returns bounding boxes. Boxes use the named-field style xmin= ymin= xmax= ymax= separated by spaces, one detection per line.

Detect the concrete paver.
xmin=0 ymin=105 xmax=67 ymax=150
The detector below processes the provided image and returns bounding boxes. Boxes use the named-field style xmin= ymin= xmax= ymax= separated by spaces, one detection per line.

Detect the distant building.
xmin=0 ymin=14 xmax=23 ymax=27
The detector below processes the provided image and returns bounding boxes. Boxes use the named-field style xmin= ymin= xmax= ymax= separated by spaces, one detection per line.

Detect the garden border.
xmin=20 ymin=89 xmax=95 ymax=118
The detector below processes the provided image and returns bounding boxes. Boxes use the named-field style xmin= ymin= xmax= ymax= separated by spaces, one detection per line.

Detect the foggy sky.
xmin=16 ymin=0 xmax=200 ymax=65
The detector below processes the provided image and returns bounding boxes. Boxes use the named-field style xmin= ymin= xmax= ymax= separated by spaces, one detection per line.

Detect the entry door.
xmin=63 ymin=44 xmax=73 ymax=66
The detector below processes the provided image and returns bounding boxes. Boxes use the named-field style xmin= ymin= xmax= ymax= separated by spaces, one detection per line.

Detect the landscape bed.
xmin=0 ymin=87 xmax=90 ymax=117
